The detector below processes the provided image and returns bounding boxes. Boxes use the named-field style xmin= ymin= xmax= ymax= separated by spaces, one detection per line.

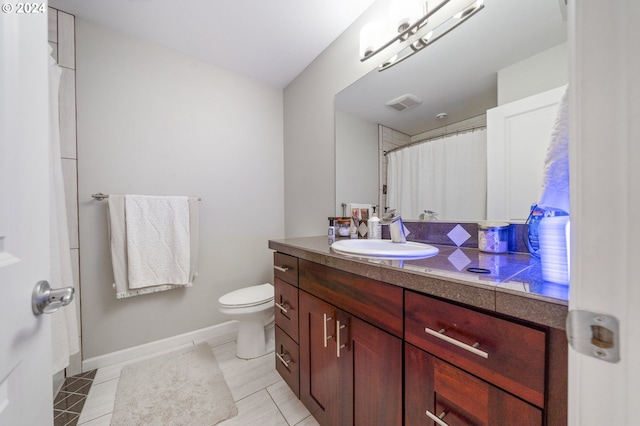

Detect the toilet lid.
xmin=218 ymin=283 xmax=274 ymax=308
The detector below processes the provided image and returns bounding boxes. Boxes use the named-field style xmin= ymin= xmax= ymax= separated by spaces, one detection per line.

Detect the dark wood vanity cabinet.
xmin=273 ymin=253 xmax=300 ymax=397
xmin=405 ymin=343 xmax=542 ymax=426
xmin=299 ymin=290 xmax=403 ymax=426
xmin=405 ymin=290 xmax=567 ymax=426
xmin=272 ymin=251 xmax=567 ymax=426
xmin=298 ymin=259 xmax=403 ymax=426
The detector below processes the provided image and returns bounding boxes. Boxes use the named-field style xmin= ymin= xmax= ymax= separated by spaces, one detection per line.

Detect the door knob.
xmin=32 ymin=280 xmax=75 ymax=315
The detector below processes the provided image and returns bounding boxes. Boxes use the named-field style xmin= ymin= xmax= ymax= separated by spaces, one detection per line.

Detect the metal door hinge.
xmin=566 ymin=309 xmax=620 ymax=363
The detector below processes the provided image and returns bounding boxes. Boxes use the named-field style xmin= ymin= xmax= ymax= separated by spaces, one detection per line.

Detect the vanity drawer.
xmin=299 ymin=259 xmax=403 ymax=338
xmin=405 ymin=291 xmax=546 ymax=407
xmin=274 ymin=277 xmax=299 ymax=342
xmin=275 ymin=325 xmax=300 ymax=398
xmin=274 ymin=252 xmax=299 ymax=286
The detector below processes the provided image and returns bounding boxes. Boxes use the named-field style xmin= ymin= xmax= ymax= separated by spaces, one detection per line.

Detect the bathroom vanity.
xmin=270 ymin=236 xmax=568 ymax=426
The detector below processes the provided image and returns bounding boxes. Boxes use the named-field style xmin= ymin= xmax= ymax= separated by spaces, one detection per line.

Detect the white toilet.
xmin=218 ymin=283 xmax=275 ymax=359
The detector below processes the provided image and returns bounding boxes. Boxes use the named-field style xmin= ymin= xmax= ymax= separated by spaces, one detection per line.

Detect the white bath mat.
xmin=110 ymin=343 xmax=237 ymax=426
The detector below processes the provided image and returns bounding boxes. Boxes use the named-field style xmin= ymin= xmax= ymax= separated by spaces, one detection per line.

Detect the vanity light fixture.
xmin=360 ymin=0 xmax=485 ymax=71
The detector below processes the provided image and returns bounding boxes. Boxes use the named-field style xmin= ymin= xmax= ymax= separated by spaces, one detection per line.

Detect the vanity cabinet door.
xmin=405 ymin=343 xmax=542 ymax=426
xmin=299 ymin=290 xmax=345 ymax=426
xmin=348 ymin=314 xmax=402 ymax=426
xmin=299 ymin=290 xmax=403 ymax=426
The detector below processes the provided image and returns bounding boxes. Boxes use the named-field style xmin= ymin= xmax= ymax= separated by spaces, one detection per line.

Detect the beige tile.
xmin=295 ymin=415 xmax=320 ymax=426
xmin=77 ymin=378 xmax=118 ymax=424
xmin=267 ymin=379 xmax=311 ymax=426
xmin=222 ymin=352 xmax=281 ymax=401
xmin=59 ymin=68 xmax=77 ymax=159
xmin=62 ymin=159 xmax=78 ymax=248
xmin=91 ymin=362 xmax=124 ymax=386
xmin=78 ymin=413 xmax=112 ymax=426
xmin=218 ymin=389 xmax=287 ymax=426
xmin=446 ymin=114 xmax=487 ymax=133
xmin=58 ymin=11 xmax=75 ymax=69
xmin=211 ymin=341 xmax=249 ymax=371
xmin=48 ymin=8 xmax=57 ymax=42
xmin=49 ymin=42 xmax=58 ymax=62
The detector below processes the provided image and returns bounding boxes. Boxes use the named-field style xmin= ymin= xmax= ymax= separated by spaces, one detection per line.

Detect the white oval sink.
xmin=331 ymin=239 xmax=439 ymax=259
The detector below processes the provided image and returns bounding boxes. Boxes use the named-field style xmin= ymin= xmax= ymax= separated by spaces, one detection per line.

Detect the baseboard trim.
xmin=82 ymin=320 xmax=238 ymax=372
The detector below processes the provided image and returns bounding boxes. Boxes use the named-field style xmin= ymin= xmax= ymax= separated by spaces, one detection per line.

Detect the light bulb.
xmin=360 ymin=21 xmax=386 ymax=58
xmin=389 ymin=0 xmax=426 ymax=33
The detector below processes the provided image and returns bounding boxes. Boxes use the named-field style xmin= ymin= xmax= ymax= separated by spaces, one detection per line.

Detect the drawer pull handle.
xmin=274 ymin=265 xmax=289 ymax=272
xmin=275 ymin=302 xmax=290 ymax=313
xmin=424 ymin=326 xmax=489 ymax=359
xmin=323 ymin=313 xmax=333 ymax=348
xmin=276 ymin=351 xmax=291 ymax=367
xmin=336 ymin=320 xmax=346 ymax=358
xmin=426 ymin=410 xmax=450 ymax=426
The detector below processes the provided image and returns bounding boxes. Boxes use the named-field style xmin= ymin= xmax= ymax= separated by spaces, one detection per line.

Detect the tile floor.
xmin=62 ymin=339 xmax=318 ymax=426
xmin=53 ymin=370 xmax=97 ymax=426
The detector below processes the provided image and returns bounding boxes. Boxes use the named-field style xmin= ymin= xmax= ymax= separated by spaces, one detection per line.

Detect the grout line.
xmin=265 ymin=386 xmax=293 ymax=426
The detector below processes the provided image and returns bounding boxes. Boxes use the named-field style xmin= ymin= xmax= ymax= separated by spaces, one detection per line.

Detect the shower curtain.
xmin=386 ymin=129 xmax=487 ymax=221
xmin=49 ymin=49 xmax=80 ymax=374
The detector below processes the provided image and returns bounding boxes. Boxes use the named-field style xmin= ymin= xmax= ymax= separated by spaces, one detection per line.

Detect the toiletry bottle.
xmin=368 ymin=212 xmax=381 ymax=239
xmin=328 ymin=219 xmax=336 ymax=244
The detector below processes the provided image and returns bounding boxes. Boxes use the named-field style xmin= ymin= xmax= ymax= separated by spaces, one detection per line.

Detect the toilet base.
xmin=236 ymin=320 xmax=275 ymax=359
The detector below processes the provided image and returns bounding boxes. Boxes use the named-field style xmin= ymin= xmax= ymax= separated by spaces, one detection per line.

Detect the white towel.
xmin=125 ymin=195 xmax=190 ymax=288
xmin=107 ymin=195 xmax=199 ymax=298
xmin=538 ymin=85 xmax=570 ymax=213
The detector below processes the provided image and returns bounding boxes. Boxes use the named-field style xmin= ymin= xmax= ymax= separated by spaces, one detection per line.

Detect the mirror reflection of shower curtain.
xmin=386 ymin=129 xmax=487 ymax=221
xmin=49 ymin=50 xmax=80 ymax=374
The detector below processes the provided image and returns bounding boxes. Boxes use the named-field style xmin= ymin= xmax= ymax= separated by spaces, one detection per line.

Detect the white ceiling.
xmin=49 ymin=0 xmax=376 ymax=89
xmin=335 ymin=0 xmax=568 ymax=135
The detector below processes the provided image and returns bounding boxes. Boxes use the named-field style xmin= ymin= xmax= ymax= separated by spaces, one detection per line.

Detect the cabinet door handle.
xmin=274 ymin=265 xmax=289 ymax=272
xmin=323 ymin=313 xmax=333 ymax=347
xmin=424 ymin=326 xmax=489 ymax=359
xmin=336 ymin=320 xmax=347 ymax=357
xmin=275 ymin=302 xmax=290 ymax=313
xmin=276 ymin=351 xmax=292 ymax=367
xmin=426 ymin=410 xmax=450 ymax=426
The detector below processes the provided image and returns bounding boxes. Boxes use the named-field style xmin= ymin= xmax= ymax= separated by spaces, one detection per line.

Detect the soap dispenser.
xmin=368 ymin=208 xmax=381 ymax=239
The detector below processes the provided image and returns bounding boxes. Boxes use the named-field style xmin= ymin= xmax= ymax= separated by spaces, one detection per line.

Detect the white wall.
xmin=498 ymin=42 xmax=568 ymax=105
xmin=283 ymin=1 xmax=389 ymax=237
xmin=334 ymin=110 xmax=379 ymax=216
xmin=75 ymin=19 xmax=284 ymax=358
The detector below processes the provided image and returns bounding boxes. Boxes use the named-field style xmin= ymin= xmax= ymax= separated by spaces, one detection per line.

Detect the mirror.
xmin=335 ymin=0 xmax=567 ymax=220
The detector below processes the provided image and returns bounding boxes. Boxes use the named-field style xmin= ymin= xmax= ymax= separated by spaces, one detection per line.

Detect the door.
xmin=486 ymin=85 xmax=566 ymax=221
xmin=0 ymin=9 xmax=52 ymax=426
xmin=569 ymin=1 xmax=640 ymax=424
xmin=349 ymin=314 xmax=402 ymax=426
xmin=299 ymin=291 xmax=342 ymax=426
xmin=405 ymin=344 xmax=542 ymax=426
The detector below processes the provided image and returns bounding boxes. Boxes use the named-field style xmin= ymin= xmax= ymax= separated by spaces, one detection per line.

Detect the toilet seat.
xmin=218 ymin=283 xmax=274 ymax=308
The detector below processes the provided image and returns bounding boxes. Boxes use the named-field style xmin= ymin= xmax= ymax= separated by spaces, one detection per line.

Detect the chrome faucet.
xmin=381 ymin=210 xmax=406 ymax=243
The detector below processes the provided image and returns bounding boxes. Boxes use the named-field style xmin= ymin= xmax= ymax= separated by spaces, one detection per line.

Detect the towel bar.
xmin=92 ymin=193 xmax=201 ymax=201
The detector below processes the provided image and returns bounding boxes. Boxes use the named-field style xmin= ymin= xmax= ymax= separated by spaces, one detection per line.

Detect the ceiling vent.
xmin=385 ymin=94 xmax=422 ymax=112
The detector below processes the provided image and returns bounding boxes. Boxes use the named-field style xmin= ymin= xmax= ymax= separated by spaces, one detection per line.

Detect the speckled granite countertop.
xmin=269 ymin=236 xmax=568 ymax=330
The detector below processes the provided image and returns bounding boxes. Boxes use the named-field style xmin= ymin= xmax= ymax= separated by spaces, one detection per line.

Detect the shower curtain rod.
xmin=383 ymin=124 xmax=486 ymax=156
xmin=91 ymin=193 xmax=202 ymax=201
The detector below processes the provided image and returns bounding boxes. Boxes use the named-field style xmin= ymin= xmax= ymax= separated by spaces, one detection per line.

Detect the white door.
xmin=0 ymin=9 xmax=53 ymax=426
xmin=569 ymin=0 xmax=640 ymax=424
xmin=486 ymin=85 xmax=566 ymax=221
